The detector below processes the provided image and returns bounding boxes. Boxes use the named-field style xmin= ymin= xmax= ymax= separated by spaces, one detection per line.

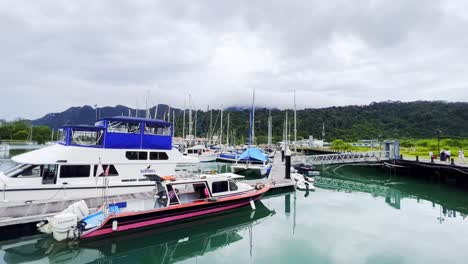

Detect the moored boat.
xmin=230 ymin=147 xmax=272 ymax=177
xmin=38 ymin=173 xmax=270 ymax=241
xmin=0 ymin=116 xmax=197 ymax=206
xmin=183 ymin=145 xmax=218 ymax=162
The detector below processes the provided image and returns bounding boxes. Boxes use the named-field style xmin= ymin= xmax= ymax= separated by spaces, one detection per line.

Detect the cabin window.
xmin=144 ymin=123 xmax=171 ymax=136
xmin=70 ymin=129 xmax=103 ymax=146
xmin=107 ymin=121 xmax=140 ymax=134
xmin=229 ymin=180 xmax=238 ymax=191
xmin=93 ymin=164 xmax=119 ymax=176
xmin=59 ymin=165 xmax=91 ymax=178
xmin=150 ymin=152 xmax=169 ymax=160
xmin=212 ymin=181 xmax=229 ymax=193
xmin=17 ymin=165 xmax=41 ymax=178
xmin=125 ymin=151 xmax=148 ymax=160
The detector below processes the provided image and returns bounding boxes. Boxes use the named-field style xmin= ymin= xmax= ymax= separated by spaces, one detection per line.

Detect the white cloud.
xmin=0 ymin=0 xmax=467 ymax=120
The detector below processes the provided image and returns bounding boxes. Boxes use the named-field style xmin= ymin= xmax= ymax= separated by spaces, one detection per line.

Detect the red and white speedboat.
xmin=38 ymin=174 xmax=270 ymax=241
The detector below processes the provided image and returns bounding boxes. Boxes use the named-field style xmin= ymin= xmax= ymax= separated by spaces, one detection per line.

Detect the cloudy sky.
xmin=1 ymin=0 xmax=467 ymax=120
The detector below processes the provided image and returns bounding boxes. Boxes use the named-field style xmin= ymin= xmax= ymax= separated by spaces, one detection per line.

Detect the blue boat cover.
xmin=238 ymin=147 xmax=267 ymax=162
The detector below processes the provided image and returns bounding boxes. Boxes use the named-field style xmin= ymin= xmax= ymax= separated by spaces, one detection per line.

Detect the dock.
xmin=241 ymin=151 xmax=296 ymax=191
xmin=0 ymin=153 xmax=295 ymax=237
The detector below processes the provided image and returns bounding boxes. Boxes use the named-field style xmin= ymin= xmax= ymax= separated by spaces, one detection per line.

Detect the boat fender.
xmin=255 ymin=183 xmax=265 ymax=190
xmin=112 ymin=220 xmax=118 ymax=232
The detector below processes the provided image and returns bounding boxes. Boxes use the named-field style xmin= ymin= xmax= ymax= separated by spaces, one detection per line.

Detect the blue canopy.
xmin=238 ymin=147 xmax=267 ymax=162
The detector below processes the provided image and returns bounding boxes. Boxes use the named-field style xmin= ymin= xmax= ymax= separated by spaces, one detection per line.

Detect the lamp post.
xmin=436 ymin=129 xmax=441 ymax=155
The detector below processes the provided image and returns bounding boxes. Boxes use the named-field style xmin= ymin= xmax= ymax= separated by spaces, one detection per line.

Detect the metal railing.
xmin=292 ymin=151 xmax=391 ymax=165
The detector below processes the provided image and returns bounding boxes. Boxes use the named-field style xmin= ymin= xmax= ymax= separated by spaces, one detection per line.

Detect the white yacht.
xmin=183 ymin=145 xmax=218 ymax=162
xmin=0 ymin=116 xmax=197 ymax=206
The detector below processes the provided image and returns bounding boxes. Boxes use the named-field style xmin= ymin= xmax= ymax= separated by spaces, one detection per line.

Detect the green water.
xmin=2 ymin=155 xmax=468 ymax=263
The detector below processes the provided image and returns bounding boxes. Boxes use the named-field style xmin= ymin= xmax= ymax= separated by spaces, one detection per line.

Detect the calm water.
xmin=2 ymin=150 xmax=468 ymax=263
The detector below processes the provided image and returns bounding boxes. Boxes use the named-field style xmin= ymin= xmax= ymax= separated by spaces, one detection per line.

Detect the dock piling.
xmin=285 ymin=149 xmax=291 ymax=179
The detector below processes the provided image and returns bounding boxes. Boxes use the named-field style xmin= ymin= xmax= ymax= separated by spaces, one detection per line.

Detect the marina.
xmin=2 ymin=1 xmax=468 ymax=261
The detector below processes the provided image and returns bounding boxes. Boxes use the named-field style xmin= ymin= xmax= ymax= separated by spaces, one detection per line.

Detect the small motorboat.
xmin=37 ymin=174 xmax=270 ymax=241
xmin=291 ymin=172 xmax=314 ymax=183
xmin=296 ymin=179 xmax=315 ymax=191
xmin=293 ymin=163 xmax=320 ymax=177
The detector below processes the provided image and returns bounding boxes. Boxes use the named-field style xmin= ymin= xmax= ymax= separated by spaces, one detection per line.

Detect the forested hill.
xmin=30 ymin=101 xmax=468 ymax=143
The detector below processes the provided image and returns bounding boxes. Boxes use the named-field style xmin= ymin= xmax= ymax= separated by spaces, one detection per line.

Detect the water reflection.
xmin=318 ymin=165 xmax=468 ymax=221
xmin=0 ymin=201 xmax=274 ymax=264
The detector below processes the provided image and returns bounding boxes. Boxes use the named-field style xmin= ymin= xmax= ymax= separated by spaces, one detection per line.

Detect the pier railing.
xmin=292 ymin=151 xmax=391 ymax=165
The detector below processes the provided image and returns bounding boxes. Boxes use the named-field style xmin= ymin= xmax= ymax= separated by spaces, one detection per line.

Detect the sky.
xmin=1 ymin=0 xmax=468 ymax=120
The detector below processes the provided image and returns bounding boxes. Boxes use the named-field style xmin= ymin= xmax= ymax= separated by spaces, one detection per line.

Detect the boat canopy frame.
xmin=58 ymin=116 xmax=173 ymax=150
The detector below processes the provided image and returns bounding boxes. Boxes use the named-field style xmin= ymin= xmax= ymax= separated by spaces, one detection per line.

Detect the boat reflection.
xmin=318 ymin=165 xmax=468 ymax=219
xmin=0 ymin=201 xmax=275 ymax=264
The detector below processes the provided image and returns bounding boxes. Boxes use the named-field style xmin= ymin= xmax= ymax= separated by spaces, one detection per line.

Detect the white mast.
xmin=285 ymin=111 xmax=288 ymax=148
xmin=227 ymin=112 xmax=230 ymax=146
xmin=182 ymin=98 xmax=186 ymax=139
xmin=194 ymin=110 xmax=198 ymax=138
xmin=220 ymin=106 xmax=223 ymax=145
xmin=294 ymin=91 xmax=297 ymax=153
xmin=268 ymin=110 xmax=272 ymax=147
xmin=252 ymin=88 xmax=256 ymax=146
xmin=188 ymin=94 xmax=193 ymax=138
xmin=209 ymin=106 xmax=212 ymax=144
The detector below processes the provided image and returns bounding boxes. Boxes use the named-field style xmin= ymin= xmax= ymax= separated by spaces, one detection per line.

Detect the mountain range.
xmin=30 ymin=101 xmax=468 ymax=142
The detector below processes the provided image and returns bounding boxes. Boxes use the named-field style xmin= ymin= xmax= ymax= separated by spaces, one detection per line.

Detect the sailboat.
xmin=230 ymin=89 xmax=272 ymax=177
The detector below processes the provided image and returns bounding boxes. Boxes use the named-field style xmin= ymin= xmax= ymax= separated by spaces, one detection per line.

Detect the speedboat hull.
xmin=80 ymin=186 xmax=270 ymax=239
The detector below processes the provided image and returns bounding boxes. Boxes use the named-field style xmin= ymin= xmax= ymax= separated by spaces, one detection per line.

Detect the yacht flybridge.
xmin=0 ymin=116 xmax=197 ymax=206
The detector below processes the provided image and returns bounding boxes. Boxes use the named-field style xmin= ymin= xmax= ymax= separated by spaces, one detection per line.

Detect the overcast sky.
xmin=1 ymin=0 xmax=467 ymax=120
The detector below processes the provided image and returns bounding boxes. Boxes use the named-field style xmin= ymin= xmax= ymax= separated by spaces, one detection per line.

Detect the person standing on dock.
xmin=446 ymin=149 xmax=451 ymax=163
xmin=429 ymin=151 xmax=434 ymax=160
xmin=440 ymin=149 xmax=446 ymax=161
xmin=459 ymin=149 xmax=465 ymax=163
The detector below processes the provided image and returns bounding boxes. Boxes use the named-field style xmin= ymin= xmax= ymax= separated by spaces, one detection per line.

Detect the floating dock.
xmin=0 ymin=152 xmax=295 ymax=238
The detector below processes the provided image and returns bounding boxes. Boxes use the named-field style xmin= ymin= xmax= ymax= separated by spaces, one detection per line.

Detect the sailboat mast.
xmin=182 ymin=98 xmax=186 ymax=139
xmin=209 ymin=106 xmax=212 ymax=144
xmin=188 ymin=94 xmax=193 ymax=137
xmin=194 ymin=110 xmax=197 ymax=138
xmin=285 ymin=111 xmax=288 ymax=148
xmin=220 ymin=106 xmax=223 ymax=145
xmin=294 ymin=91 xmax=297 ymax=153
xmin=252 ymin=88 xmax=255 ymax=146
xmin=268 ymin=110 xmax=272 ymax=147
xmin=227 ymin=112 xmax=230 ymax=146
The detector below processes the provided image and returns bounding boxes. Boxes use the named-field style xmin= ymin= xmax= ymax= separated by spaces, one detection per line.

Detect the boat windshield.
xmin=2 ymin=163 xmax=40 ymax=177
